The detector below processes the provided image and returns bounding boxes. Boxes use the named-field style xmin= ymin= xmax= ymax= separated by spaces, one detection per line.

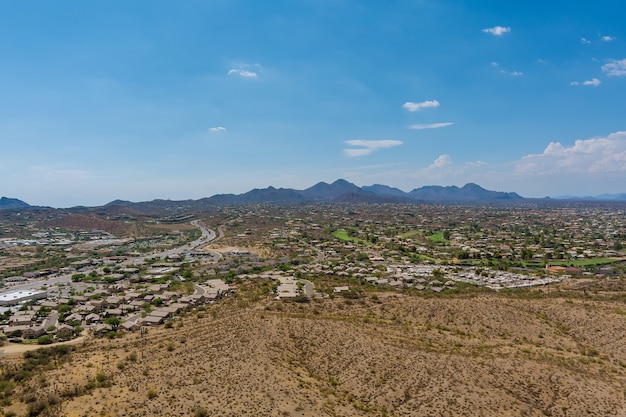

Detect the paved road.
xmin=302 ymin=279 xmax=315 ymax=297
xmin=43 ymin=311 xmax=59 ymax=330
xmin=1 ymin=220 xmax=219 ymax=295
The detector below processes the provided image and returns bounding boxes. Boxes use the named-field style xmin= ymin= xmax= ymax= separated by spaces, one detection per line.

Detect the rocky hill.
xmin=0 ymin=196 xmax=30 ymax=210
xmin=4 ymin=280 xmax=626 ymax=417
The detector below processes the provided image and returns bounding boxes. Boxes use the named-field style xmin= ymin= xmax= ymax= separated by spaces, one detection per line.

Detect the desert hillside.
xmin=3 ymin=281 xmax=626 ymax=417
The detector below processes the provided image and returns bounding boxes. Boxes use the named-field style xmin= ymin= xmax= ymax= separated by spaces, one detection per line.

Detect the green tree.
xmin=520 ymin=248 xmax=533 ymax=260
xmin=105 ymin=317 xmax=121 ymax=331
xmin=37 ymin=335 xmax=54 ymax=345
xmin=71 ymin=273 xmax=85 ymax=282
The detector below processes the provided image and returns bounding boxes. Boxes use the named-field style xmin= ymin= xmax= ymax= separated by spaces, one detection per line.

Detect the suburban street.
xmin=1 ymin=220 xmax=218 ymax=296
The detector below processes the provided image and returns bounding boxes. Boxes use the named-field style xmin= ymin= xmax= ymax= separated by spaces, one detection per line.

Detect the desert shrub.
xmin=147 ymin=389 xmax=158 ymax=399
xmin=26 ymin=398 xmax=46 ymax=416
xmin=193 ymin=407 xmax=209 ymax=417
xmin=36 ymin=335 xmax=53 ymax=345
xmin=0 ymin=380 xmax=14 ymax=401
xmin=341 ymin=290 xmax=364 ymax=299
xmin=293 ymin=295 xmax=310 ymax=303
xmin=95 ymin=371 xmax=112 ymax=387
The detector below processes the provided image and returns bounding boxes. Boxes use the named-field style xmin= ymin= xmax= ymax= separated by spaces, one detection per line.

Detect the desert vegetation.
xmin=1 ymin=277 xmax=625 ymax=416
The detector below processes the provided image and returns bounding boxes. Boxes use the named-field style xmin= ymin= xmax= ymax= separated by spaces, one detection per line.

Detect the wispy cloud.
xmin=343 ymin=140 xmax=403 ymax=158
xmin=482 ymin=26 xmax=511 ymax=36
xmin=465 ymin=160 xmax=488 ymax=167
xmin=601 ymin=35 xmax=615 ymax=42
xmin=408 ymin=122 xmax=454 ymax=130
xmin=227 ymin=69 xmax=257 ymax=78
xmin=570 ymin=78 xmax=601 ymax=87
xmin=227 ymin=63 xmax=262 ymax=78
xmin=402 ymin=100 xmax=440 ymax=112
xmin=208 ymin=126 xmax=226 ymax=132
xmin=491 ymin=62 xmax=523 ymax=76
xmin=515 ymin=131 xmax=626 ymax=174
xmin=602 ymin=59 xmax=626 ymax=77
xmin=408 ymin=155 xmax=490 ymax=184
xmin=428 ymin=154 xmax=452 ymax=169
xmin=581 ymin=37 xmax=591 ymax=44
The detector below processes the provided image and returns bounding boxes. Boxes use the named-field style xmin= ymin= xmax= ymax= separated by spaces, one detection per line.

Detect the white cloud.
xmin=516 ymin=131 xmax=626 ymax=174
xmin=343 ymin=148 xmax=373 ymax=158
xmin=601 ymin=35 xmax=615 ymax=42
xmin=428 ymin=154 xmax=452 ymax=169
xmin=208 ymin=126 xmax=226 ymax=132
xmin=343 ymin=140 xmax=403 ymax=158
xmin=581 ymin=37 xmax=591 ymax=44
xmin=408 ymin=122 xmax=454 ymax=130
xmin=602 ymin=59 xmax=626 ymax=77
xmin=482 ymin=26 xmax=511 ymax=36
xmin=406 ymin=155 xmax=492 ymax=185
xmin=570 ymin=78 xmax=601 ymax=87
xmin=491 ymin=62 xmax=523 ymax=76
xmin=227 ymin=63 xmax=262 ymax=78
xmin=465 ymin=160 xmax=488 ymax=167
xmin=402 ymin=100 xmax=440 ymax=112
xmin=227 ymin=69 xmax=258 ymax=78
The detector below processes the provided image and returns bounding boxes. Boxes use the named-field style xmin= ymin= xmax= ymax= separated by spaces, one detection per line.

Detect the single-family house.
xmin=22 ymin=325 xmax=46 ymax=339
xmin=56 ymin=324 xmax=74 ymax=340
xmin=120 ymin=321 xmax=141 ymax=332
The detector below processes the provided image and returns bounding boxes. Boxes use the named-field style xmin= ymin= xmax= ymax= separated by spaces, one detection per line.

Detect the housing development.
xmin=0 ymin=191 xmax=625 ymax=416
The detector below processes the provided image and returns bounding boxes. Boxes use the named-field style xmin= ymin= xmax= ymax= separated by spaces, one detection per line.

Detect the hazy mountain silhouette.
xmin=5 ymin=180 xmax=532 ymax=212
xmin=0 ymin=197 xmax=31 ymax=210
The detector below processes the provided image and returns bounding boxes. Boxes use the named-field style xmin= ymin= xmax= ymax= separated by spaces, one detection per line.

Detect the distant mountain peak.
xmin=105 ymin=199 xmax=133 ymax=206
xmin=408 ymin=183 xmax=523 ymax=201
xmin=462 ymin=183 xmax=484 ymax=190
xmin=0 ymin=196 xmax=31 ymax=210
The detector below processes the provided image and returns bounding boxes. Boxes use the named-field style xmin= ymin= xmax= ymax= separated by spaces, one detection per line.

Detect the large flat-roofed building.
xmin=0 ymin=290 xmax=47 ymax=306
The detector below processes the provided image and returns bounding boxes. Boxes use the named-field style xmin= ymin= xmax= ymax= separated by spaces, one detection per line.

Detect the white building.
xmin=0 ymin=289 xmax=48 ymax=306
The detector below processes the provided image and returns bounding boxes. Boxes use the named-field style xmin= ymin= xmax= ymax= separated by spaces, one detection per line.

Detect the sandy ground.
xmin=1 ymin=335 xmax=88 ymax=357
xmin=201 ymin=244 xmax=270 ymax=258
xmin=3 ymin=290 xmax=626 ymax=417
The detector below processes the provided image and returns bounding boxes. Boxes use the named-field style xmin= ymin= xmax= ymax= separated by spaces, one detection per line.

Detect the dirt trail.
xmin=1 ymin=336 xmax=88 ymax=357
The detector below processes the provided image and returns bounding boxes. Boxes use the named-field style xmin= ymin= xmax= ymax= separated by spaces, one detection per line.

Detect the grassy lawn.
xmin=398 ymin=231 xmax=421 ymax=239
xmin=428 ymin=231 xmax=449 ymax=244
xmin=416 ymin=254 xmax=438 ymax=262
xmin=332 ymin=229 xmax=372 ymax=246
xmin=547 ymin=258 xmax=622 ymax=267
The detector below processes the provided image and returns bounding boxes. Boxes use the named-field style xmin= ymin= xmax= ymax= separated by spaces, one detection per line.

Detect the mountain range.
xmin=1 ymin=180 xmax=523 ymax=211
xmin=2 ymin=180 xmax=626 ymax=211
xmin=554 ymin=193 xmax=626 ymax=201
xmin=205 ymin=180 xmax=524 ymax=205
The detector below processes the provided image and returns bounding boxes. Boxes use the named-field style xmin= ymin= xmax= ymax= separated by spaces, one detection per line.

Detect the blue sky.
xmin=1 ymin=0 xmax=625 ymax=207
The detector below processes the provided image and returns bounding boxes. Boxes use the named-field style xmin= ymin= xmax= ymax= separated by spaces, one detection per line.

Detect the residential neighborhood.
xmin=1 ymin=202 xmax=624 ymax=346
